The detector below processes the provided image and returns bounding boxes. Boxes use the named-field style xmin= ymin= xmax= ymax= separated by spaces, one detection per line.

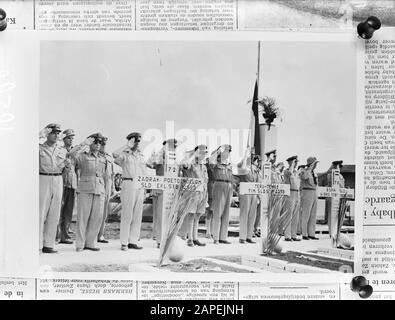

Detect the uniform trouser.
xmin=284 ymin=191 xmax=300 ymax=239
xmin=239 ymin=194 xmax=258 ymax=240
xmin=212 ymin=181 xmax=232 ymax=241
xmin=97 ymin=187 xmax=111 ymax=240
xmin=327 ymin=198 xmax=340 ymax=246
xmin=300 ymin=190 xmax=317 ymax=237
xmin=76 ymin=193 xmax=104 ymax=249
xmin=39 ymin=175 xmax=63 ymax=249
xmin=182 ymin=212 xmax=204 ymax=241
xmin=152 ymin=192 xmax=163 ymax=244
xmin=254 ymin=201 xmax=261 ymax=232
xmin=120 ymin=181 xmax=144 ymax=245
xmin=58 ymin=187 xmax=75 ymax=241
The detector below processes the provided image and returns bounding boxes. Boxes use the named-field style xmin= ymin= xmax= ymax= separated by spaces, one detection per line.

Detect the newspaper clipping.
xmin=0 ymin=0 xmax=395 ymax=302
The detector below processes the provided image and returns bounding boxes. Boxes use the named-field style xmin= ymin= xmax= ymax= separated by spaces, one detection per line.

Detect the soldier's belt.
xmin=123 ymin=178 xmax=134 ymax=181
xmin=215 ymin=179 xmax=232 ymax=183
xmin=302 ymin=187 xmax=316 ymax=191
xmin=290 ymin=189 xmax=300 ymax=192
xmin=39 ymin=172 xmax=62 ymax=176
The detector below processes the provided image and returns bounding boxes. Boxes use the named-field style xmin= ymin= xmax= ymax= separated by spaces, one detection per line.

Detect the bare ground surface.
xmin=158 ymin=259 xmax=254 ymax=273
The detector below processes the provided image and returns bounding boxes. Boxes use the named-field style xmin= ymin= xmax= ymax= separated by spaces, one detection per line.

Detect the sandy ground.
xmin=40 ymin=226 xmax=349 ymax=272
xmin=241 ymin=0 xmax=349 ymax=29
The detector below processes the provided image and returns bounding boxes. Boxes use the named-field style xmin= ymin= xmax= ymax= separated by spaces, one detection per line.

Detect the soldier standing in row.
xmin=300 ymin=156 xmax=319 ymax=241
xmin=97 ymin=137 xmax=115 ymax=244
xmin=70 ymin=133 xmax=108 ymax=252
xmin=209 ymin=144 xmax=233 ymax=244
xmin=180 ymin=145 xmax=209 ymax=247
xmin=326 ymin=160 xmax=346 ymax=247
xmin=39 ymin=124 xmax=68 ymax=253
xmin=237 ymin=149 xmax=261 ymax=244
xmin=57 ymin=129 xmax=77 ymax=245
xmin=113 ymin=132 xmax=147 ymax=251
xmin=147 ymin=139 xmax=179 ymax=249
xmin=283 ymin=156 xmax=301 ymax=242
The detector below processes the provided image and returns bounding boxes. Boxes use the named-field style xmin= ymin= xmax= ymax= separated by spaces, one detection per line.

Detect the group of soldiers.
xmin=39 ymin=123 xmax=344 ymax=254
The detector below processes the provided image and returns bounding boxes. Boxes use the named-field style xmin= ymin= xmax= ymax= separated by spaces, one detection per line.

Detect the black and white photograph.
xmin=38 ymin=36 xmax=356 ymax=274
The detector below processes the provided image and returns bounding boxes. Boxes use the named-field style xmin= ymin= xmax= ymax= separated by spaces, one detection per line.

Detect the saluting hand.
xmin=39 ymin=127 xmax=51 ymax=139
xmin=82 ymin=137 xmax=95 ymax=146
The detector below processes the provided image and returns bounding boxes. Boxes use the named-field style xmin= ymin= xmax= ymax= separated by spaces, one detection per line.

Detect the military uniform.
xmin=58 ymin=129 xmax=77 ymax=243
xmin=180 ymin=153 xmax=209 ymax=246
xmin=283 ymin=159 xmax=301 ymax=240
xmin=326 ymin=162 xmax=346 ymax=244
xmin=148 ymin=153 xmax=165 ymax=247
xmin=238 ymin=163 xmax=260 ymax=242
xmin=299 ymin=157 xmax=319 ymax=239
xmin=148 ymin=139 xmax=179 ymax=247
xmin=210 ymin=162 xmax=234 ymax=243
xmin=39 ymin=126 xmax=68 ymax=251
xmin=114 ymin=146 xmax=147 ymax=247
xmin=72 ymin=135 xmax=107 ymax=250
xmin=98 ymin=151 xmax=114 ymax=241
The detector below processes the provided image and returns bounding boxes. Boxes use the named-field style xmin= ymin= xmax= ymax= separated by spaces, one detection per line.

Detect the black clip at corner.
xmin=350 ymin=276 xmax=373 ymax=299
xmin=0 ymin=8 xmax=7 ymax=31
xmin=357 ymin=16 xmax=381 ymax=40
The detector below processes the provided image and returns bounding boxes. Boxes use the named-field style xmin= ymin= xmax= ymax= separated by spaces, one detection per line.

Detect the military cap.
xmin=332 ymin=160 xmax=343 ymax=168
xmin=163 ymin=138 xmax=178 ymax=146
xmin=194 ymin=144 xmax=208 ymax=152
xmin=276 ymin=162 xmax=284 ymax=168
xmin=221 ymin=144 xmax=232 ymax=152
xmin=46 ymin=123 xmax=62 ymax=133
xmin=265 ymin=149 xmax=276 ymax=157
xmin=252 ymin=154 xmax=261 ymax=162
xmin=286 ymin=155 xmax=298 ymax=162
xmin=88 ymin=132 xmax=105 ymax=142
xmin=62 ymin=129 xmax=75 ymax=138
xmin=298 ymin=165 xmax=306 ymax=170
xmin=306 ymin=156 xmax=318 ymax=166
xmin=126 ymin=132 xmax=142 ymax=140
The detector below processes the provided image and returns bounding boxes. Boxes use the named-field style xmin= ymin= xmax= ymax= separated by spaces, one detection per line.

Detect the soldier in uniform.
xmin=283 ymin=156 xmax=301 ymax=241
xmin=147 ymin=138 xmax=178 ymax=249
xmin=299 ymin=156 xmax=320 ymax=240
xmin=69 ymin=133 xmax=108 ymax=252
xmin=209 ymin=144 xmax=234 ymax=244
xmin=237 ymin=149 xmax=261 ymax=244
xmin=253 ymin=156 xmax=263 ymax=237
xmin=97 ymin=136 xmax=115 ymax=244
xmin=265 ymin=149 xmax=277 ymax=182
xmin=326 ymin=160 xmax=346 ymax=246
xmin=205 ymin=159 xmax=215 ymax=239
xmin=113 ymin=132 xmax=147 ymax=251
xmin=180 ymin=145 xmax=209 ymax=247
xmin=296 ymin=164 xmax=306 ymax=236
xmin=57 ymin=129 xmax=77 ymax=245
xmin=39 ymin=123 xmax=68 ymax=253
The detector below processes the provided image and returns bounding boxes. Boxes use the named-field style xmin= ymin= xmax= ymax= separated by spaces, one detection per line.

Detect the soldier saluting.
xmin=113 ymin=132 xmax=147 ymax=251
xmin=69 ymin=133 xmax=108 ymax=252
xmin=39 ymin=123 xmax=68 ymax=254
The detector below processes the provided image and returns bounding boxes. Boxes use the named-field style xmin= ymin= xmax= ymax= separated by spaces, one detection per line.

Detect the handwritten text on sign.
xmin=317 ymin=187 xmax=355 ymax=199
xmin=135 ymin=175 xmax=204 ymax=192
xmin=239 ymin=182 xmax=290 ymax=196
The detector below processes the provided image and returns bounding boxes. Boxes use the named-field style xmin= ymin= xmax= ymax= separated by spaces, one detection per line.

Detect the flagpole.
xmin=257 ymin=41 xmax=261 ymax=89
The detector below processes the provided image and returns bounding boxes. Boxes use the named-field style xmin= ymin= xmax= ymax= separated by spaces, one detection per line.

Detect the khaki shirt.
xmin=210 ymin=163 xmax=234 ymax=182
xmin=283 ymin=168 xmax=300 ymax=191
xmin=238 ymin=165 xmax=260 ymax=183
xmin=299 ymin=168 xmax=318 ymax=190
xmin=62 ymin=146 xmax=78 ymax=189
xmin=113 ymin=149 xmax=147 ymax=179
xmin=39 ymin=142 xmax=67 ymax=174
xmin=75 ymin=151 xmax=107 ymax=195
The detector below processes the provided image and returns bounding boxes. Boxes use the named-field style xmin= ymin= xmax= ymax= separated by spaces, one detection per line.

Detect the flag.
xmin=251 ymin=80 xmax=261 ymax=156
